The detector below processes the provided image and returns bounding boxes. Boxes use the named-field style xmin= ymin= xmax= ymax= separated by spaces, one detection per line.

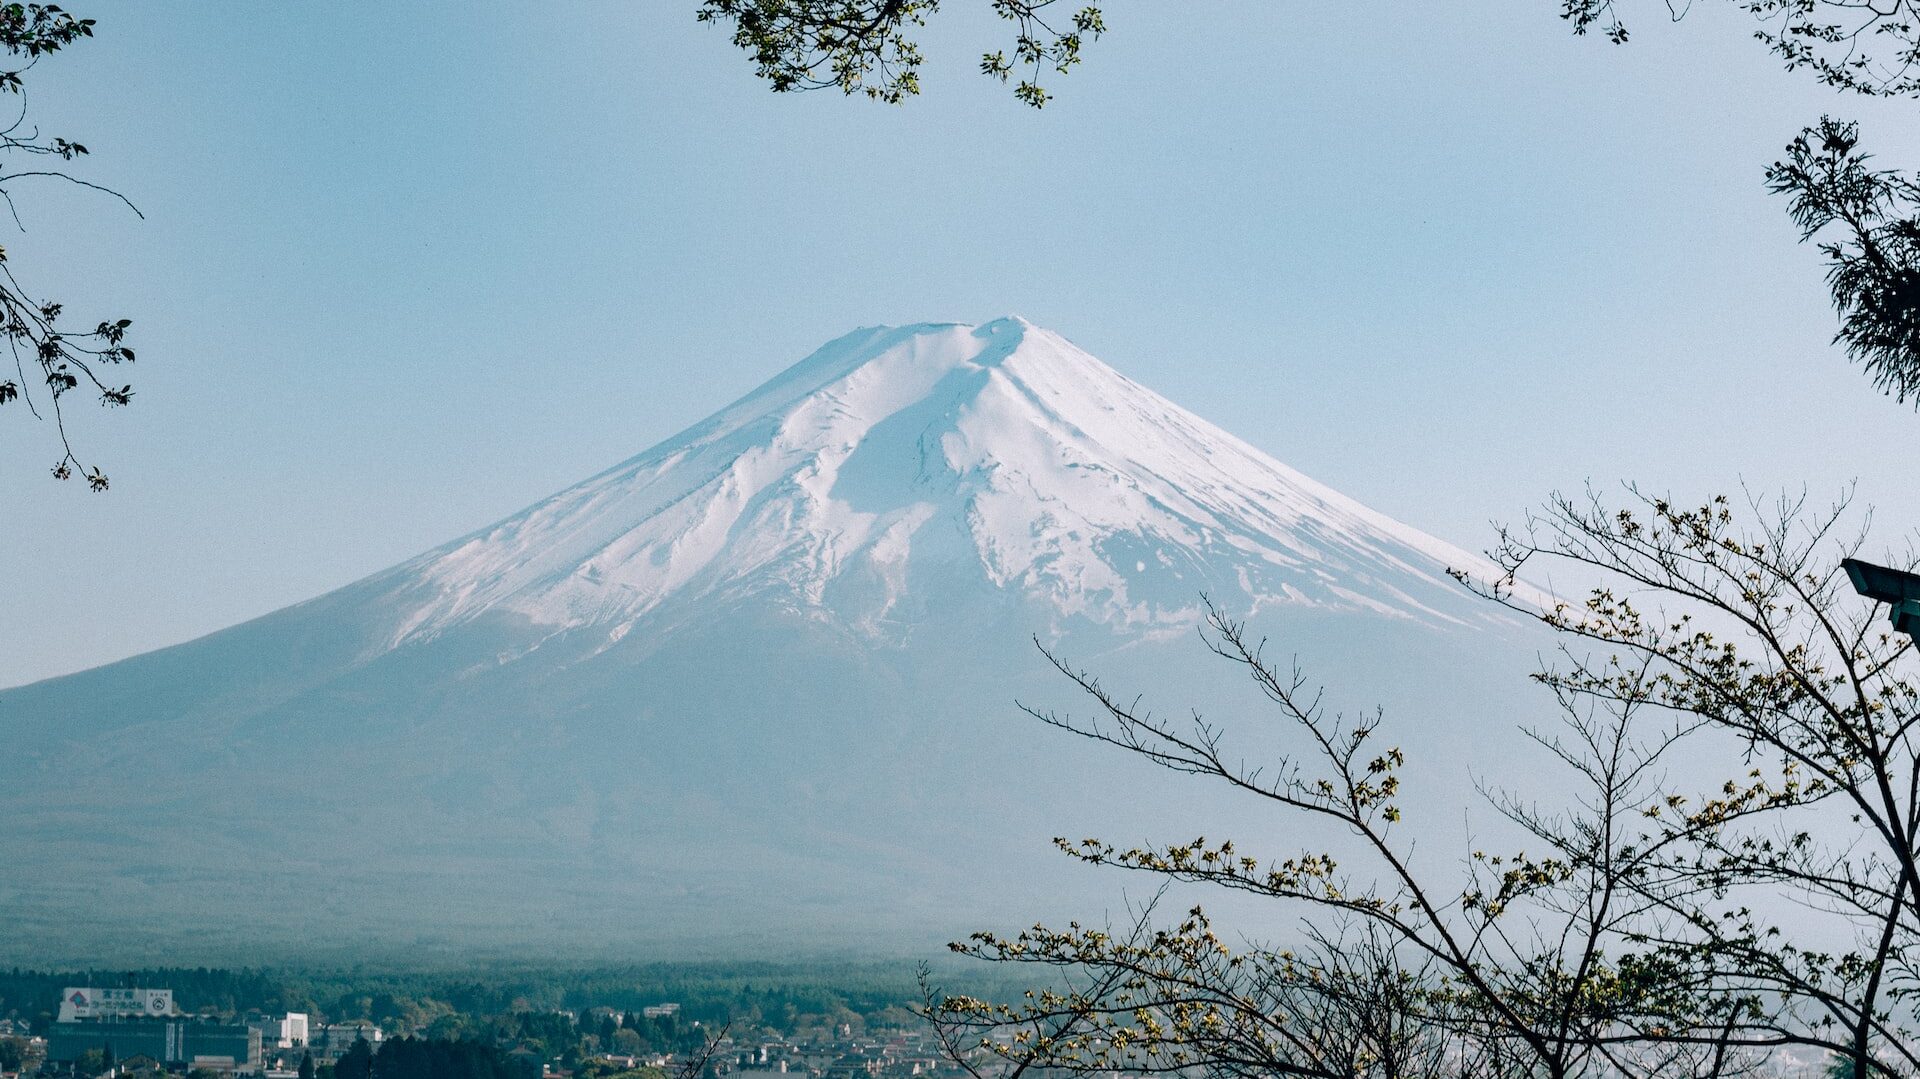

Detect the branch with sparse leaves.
xmin=925 ymin=913 xmax=1469 ymax=1079
xmin=940 ymin=596 xmax=1772 ymax=1079
xmin=1562 ymin=1 xmax=1920 ymax=99
xmin=0 ymin=2 xmax=143 ymax=490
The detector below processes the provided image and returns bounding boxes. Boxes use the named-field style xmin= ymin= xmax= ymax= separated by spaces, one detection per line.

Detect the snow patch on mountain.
xmin=368 ymin=317 xmax=1521 ymax=654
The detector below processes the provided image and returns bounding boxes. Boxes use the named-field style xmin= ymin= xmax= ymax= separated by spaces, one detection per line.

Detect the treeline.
xmin=336 ymin=1037 xmax=524 ymax=1079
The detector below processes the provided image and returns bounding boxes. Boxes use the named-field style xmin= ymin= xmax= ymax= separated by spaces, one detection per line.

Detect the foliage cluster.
xmin=695 ymin=0 xmax=1100 ymax=107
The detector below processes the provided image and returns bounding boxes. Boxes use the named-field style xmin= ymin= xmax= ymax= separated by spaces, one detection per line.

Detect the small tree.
xmin=935 ymin=488 xmax=1920 ymax=1078
xmin=1464 ymin=488 xmax=1920 ymax=1078
xmin=300 ymin=1050 xmax=316 ymax=1079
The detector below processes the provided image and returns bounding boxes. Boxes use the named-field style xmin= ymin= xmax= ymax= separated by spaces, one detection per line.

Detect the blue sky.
xmin=4 ymin=2 xmax=1917 ymax=688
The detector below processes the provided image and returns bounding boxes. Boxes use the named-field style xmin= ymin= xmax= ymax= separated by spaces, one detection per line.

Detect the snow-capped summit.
xmin=0 ymin=318 xmax=1538 ymax=965
xmin=366 ymin=317 xmax=1509 ymax=655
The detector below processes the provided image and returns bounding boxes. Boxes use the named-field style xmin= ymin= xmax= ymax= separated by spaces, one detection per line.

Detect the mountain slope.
xmin=0 ymin=318 xmax=1542 ymax=963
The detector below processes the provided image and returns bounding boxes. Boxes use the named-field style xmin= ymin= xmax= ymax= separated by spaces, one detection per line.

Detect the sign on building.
xmin=58 ymin=988 xmax=175 ymax=1022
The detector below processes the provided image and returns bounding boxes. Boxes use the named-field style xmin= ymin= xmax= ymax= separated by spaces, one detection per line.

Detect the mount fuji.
xmin=0 ymin=318 xmax=1545 ymax=963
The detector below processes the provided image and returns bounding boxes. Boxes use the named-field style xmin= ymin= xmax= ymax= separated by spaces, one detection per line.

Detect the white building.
xmin=246 ymin=1014 xmax=310 ymax=1050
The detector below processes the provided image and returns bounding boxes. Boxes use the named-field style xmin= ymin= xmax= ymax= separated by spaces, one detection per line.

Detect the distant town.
xmin=0 ymin=967 xmax=1855 ymax=1079
xmin=0 ymin=970 xmax=972 ymax=1079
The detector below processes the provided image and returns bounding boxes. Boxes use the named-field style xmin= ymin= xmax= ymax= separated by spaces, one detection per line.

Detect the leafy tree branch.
xmin=0 ymin=2 xmax=142 ymax=490
xmin=696 ymin=0 xmax=1101 ymax=107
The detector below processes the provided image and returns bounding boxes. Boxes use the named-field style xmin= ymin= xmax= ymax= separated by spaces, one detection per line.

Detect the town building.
xmin=47 ymin=987 xmax=262 ymax=1074
xmin=244 ymin=1014 xmax=309 ymax=1051
xmin=46 ymin=1020 xmax=261 ymax=1073
xmin=311 ymin=1022 xmax=384 ymax=1063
